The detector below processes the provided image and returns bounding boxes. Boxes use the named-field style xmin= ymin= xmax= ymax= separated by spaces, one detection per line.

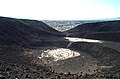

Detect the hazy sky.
xmin=0 ymin=0 xmax=120 ymax=20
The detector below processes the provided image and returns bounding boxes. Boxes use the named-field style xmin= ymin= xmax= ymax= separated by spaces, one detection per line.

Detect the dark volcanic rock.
xmin=0 ymin=17 xmax=67 ymax=79
xmin=65 ymin=21 xmax=120 ymax=75
xmin=66 ymin=21 xmax=120 ymax=33
xmin=0 ymin=17 xmax=65 ymax=47
xmin=66 ymin=21 xmax=120 ymax=42
xmin=0 ymin=17 xmax=120 ymax=78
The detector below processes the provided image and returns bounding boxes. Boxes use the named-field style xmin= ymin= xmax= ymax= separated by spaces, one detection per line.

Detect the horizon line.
xmin=0 ymin=16 xmax=120 ymax=21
